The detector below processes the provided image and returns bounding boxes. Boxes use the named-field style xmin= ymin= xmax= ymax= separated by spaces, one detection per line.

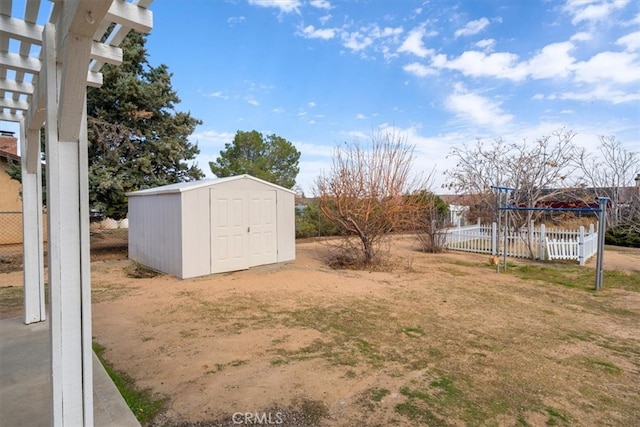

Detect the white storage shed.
xmin=127 ymin=175 xmax=296 ymax=279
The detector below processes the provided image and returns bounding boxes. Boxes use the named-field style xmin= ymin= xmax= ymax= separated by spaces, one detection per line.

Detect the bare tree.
xmin=314 ymin=131 xmax=429 ymax=267
xmin=574 ymin=136 xmax=639 ymax=231
xmin=445 ymin=130 xmax=579 ymax=258
xmin=446 ymin=130 xmax=578 ymax=228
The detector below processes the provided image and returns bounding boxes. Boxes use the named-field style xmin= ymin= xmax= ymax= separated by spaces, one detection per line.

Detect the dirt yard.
xmin=1 ymin=238 xmax=639 ymax=426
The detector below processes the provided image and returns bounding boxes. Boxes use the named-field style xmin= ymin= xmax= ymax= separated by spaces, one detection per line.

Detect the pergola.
xmin=1 ymin=1 xmax=153 ymax=425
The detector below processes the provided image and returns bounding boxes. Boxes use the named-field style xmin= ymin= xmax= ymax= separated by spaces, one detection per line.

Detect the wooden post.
xmin=578 ymin=225 xmax=585 ymax=266
xmin=539 ymin=223 xmax=546 ymax=260
xmin=43 ymin=21 xmax=94 ymax=426
xmin=20 ymin=122 xmax=46 ymax=324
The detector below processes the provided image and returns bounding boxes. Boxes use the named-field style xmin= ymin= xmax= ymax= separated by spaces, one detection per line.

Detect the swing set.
xmin=491 ymin=185 xmax=608 ymax=290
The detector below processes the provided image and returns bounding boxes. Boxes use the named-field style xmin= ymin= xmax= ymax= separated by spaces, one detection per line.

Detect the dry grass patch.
xmin=87 ymin=240 xmax=640 ymax=426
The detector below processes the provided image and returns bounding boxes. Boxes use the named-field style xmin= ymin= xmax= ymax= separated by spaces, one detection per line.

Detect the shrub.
xmin=295 ymin=202 xmax=340 ymax=239
xmin=605 ymin=221 xmax=640 ymax=248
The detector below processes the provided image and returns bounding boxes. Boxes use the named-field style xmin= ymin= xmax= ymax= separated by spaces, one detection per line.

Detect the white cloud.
xmin=374 ymin=123 xmax=458 ymax=187
xmin=573 ymin=51 xmax=640 ymax=84
xmin=525 ymin=42 xmax=575 ymax=79
xmin=247 ymin=0 xmax=301 ymax=13
xmin=475 ymin=38 xmax=496 ymax=51
xmin=454 ymin=17 xmax=490 ymax=37
xmin=308 ymin=101 xmax=317 ymax=108
xmin=190 ymin=130 xmax=235 ymax=148
xmin=445 ymin=83 xmax=514 ymax=129
xmin=227 ymin=16 xmax=245 ymax=26
xmin=296 ymin=141 xmax=333 ymax=157
xmin=341 ymin=30 xmax=374 ymax=51
xmin=246 ymin=96 xmax=259 ymax=106
xmin=319 ymin=14 xmax=332 ymax=25
xmin=309 ymin=0 xmax=331 ymax=10
xmin=616 ymin=31 xmax=640 ymax=52
xmin=398 ymin=24 xmax=432 ymax=58
xmin=570 ymin=31 xmax=592 ymax=42
xmin=299 ymin=24 xmax=336 ymax=40
xmin=272 ymin=107 xmax=285 ymax=114
xmin=403 ymin=62 xmax=437 ymax=78
xmin=563 ymin=0 xmax=630 ymax=25
xmin=440 ymin=50 xmax=527 ymax=81
xmin=355 ymin=113 xmax=368 ymax=119
xmin=558 ymin=86 xmax=640 ymax=104
xmin=345 ymin=130 xmax=369 ymax=140
xmin=207 ymin=91 xmax=229 ymax=100
xmin=339 ymin=24 xmax=403 ymax=55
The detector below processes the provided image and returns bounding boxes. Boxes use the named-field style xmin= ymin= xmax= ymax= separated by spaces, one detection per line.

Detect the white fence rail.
xmin=441 ymin=221 xmax=598 ymax=265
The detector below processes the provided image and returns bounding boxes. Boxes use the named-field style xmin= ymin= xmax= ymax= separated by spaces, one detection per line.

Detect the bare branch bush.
xmin=314 ymin=130 xmax=431 ymax=268
xmin=573 ymin=135 xmax=639 ymax=232
xmin=410 ymin=191 xmax=450 ymax=253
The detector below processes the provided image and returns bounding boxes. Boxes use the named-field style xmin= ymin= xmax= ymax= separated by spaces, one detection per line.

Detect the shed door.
xmin=249 ymin=191 xmax=278 ymax=267
xmin=210 ymin=190 xmax=249 ymax=273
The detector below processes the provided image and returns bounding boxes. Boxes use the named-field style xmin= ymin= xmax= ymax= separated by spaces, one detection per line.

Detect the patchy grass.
xmin=0 ymin=285 xmax=22 ymax=316
xmin=400 ymin=326 xmax=425 ymax=338
xmin=93 ymin=341 xmax=168 ymax=424
xmin=584 ymin=358 xmax=622 ymax=375
xmin=92 ymin=282 xmax=139 ymax=302
xmin=508 ymin=263 xmax=640 ymax=292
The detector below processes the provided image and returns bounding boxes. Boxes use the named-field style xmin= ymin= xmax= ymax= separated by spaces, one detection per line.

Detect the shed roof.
xmin=126 ymin=174 xmax=295 ymax=197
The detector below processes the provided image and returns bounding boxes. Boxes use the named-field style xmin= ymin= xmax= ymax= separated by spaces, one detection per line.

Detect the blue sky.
xmin=4 ymin=0 xmax=640 ymax=194
xmin=144 ymin=0 xmax=639 ymax=194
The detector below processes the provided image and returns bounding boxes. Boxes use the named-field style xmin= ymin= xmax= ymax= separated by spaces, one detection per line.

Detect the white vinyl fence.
xmin=441 ymin=221 xmax=598 ymax=266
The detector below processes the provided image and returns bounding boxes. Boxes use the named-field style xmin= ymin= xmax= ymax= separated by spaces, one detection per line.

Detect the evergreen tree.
xmin=210 ymin=130 xmax=300 ymax=189
xmin=87 ymin=31 xmax=203 ymax=219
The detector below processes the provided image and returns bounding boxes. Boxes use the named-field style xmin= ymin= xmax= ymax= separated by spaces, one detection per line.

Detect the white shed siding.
xmin=127 ymin=175 xmax=295 ymax=279
xmin=180 ymin=188 xmax=211 ymax=278
xmin=276 ymin=190 xmax=295 ymax=262
xmin=128 ymin=193 xmax=183 ymax=277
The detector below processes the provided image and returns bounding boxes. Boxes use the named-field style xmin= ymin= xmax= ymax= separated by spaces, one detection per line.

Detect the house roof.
xmin=126 ymin=174 xmax=295 ymax=197
xmin=0 ymin=149 xmax=20 ymax=163
xmin=0 ymin=134 xmax=19 ymax=163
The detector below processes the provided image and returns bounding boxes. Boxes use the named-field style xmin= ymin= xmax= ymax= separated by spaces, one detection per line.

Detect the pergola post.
xmin=20 ymin=121 xmax=46 ymax=324
xmin=42 ymin=15 xmax=97 ymax=423
xmin=2 ymin=1 xmax=154 ymax=425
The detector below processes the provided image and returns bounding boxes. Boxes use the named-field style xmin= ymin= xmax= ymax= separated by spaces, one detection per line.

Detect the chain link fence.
xmin=0 ymin=212 xmax=128 ymax=273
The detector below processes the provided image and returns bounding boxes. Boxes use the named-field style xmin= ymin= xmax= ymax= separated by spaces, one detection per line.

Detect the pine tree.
xmin=87 ymin=31 xmax=203 ymax=219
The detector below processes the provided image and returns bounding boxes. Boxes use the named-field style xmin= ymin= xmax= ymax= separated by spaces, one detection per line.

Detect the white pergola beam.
xmin=0 ymin=78 xmax=35 ymax=95
xmin=0 ymin=98 xmax=29 ymax=111
xmin=0 ymin=111 xmax=24 ymax=122
xmin=90 ymin=41 xmax=122 ymax=66
xmin=87 ymin=70 xmax=104 ymax=88
xmin=0 ymin=15 xmax=44 ymax=44
xmin=106 ymin=0 xmax=153 ymax=34
xmin=0 ymin=52 xmax=41 ymax=74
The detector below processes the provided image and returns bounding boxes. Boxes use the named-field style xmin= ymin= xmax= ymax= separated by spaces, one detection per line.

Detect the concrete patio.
xmin=0 ymin=317 xmax=140 ymax=426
